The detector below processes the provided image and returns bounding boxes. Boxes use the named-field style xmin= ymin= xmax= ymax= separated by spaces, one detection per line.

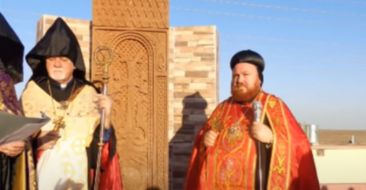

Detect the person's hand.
xmin=94 ymin=94 xmax=112 ymax=115
xmin=204 ymin=130 xmax=219 ymax=147
xmin=0 ymin=141 xmax=25 ymax=157
xmin=93 ymin=94 xmax=112 ymax=129
xmin=37 ymin=131 xmax=60 ymax=150
xmin=251 ymin=122 xmax=273 ymax=143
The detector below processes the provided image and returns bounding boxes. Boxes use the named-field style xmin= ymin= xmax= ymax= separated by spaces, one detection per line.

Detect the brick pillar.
xmin=168 ymin=26 xmax=219 ymax=189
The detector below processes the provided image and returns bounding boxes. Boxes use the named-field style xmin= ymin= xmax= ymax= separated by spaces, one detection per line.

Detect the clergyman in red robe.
xmin=185 ymin=50 xmax=320 ymax=190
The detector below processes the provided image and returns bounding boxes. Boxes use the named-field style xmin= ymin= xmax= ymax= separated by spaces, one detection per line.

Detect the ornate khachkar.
xmin=92 ymin=0 xmax=168 ymax=189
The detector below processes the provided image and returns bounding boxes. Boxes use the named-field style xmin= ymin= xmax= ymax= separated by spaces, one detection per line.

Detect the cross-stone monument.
xmin=92 ymin=0 xmax=169 ymax=189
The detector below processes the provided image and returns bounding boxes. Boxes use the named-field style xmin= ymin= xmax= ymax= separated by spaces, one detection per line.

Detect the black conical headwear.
xmin=26 ymin=17 xmax=85 ymax=81
xmin=0 ymin=13 xmax=24 ymax=83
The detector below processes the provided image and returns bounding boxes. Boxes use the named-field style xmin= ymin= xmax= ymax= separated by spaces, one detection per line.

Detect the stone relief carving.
xmin=91 ymin=29 xmax=167 ymax=189
xmin=93 ymin=0 xmax=168 ymax=29
xmin=93 ymin=0 xmax=168 ymax=188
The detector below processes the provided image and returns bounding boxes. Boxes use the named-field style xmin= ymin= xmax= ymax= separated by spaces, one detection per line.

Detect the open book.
xmin=0 ymin=111 xmax=50 ymax=145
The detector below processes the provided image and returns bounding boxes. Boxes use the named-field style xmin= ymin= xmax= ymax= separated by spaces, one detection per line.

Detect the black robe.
xmin=0 ymin=12 xmax=25 ymax=190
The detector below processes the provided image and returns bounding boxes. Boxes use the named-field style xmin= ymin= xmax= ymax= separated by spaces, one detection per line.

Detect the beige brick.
xmin=185 ymin=71 xmax=208 ymax=78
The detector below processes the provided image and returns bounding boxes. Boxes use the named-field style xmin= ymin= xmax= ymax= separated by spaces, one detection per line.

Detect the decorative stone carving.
xmin=93 ymin=0 xmax=168 ymax=29
xmin=92 ymin=0 xmax=168 ymax=189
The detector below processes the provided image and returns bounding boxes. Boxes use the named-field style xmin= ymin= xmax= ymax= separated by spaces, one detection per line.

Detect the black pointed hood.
xmin=0 ymin=13 xmax=24 ymax=83
xmin=26 ymin=17 xmax=85 ymax=81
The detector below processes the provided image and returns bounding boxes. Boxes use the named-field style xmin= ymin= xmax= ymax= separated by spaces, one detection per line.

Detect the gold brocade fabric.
xmin=21 ymin=81 xmax=100 ymax=190
xmin=0 ymin=93 xmax=4 ymax=111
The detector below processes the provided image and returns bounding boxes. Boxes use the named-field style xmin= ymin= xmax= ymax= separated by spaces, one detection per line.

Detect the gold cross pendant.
xmin=53 ymin=116 xmax=66 ymax=132
xmin=59 ymin=101 xmax=69 ymax=110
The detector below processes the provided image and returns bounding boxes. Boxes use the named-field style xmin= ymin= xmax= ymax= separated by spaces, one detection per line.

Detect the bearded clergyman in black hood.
xmin=20 ymin=17 xmax=123 ymax=190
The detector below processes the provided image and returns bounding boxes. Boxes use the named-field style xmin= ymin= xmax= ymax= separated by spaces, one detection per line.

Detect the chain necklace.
xmin=47 ymin=79 xmax=76 ymax=133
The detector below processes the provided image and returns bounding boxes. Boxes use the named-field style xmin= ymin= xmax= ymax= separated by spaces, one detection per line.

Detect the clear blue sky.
xmin=1 ymin=0 xmax=365 ymax=129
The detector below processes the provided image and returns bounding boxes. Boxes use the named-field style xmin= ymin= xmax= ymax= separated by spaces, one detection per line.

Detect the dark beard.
xmin=231 ymin=85 xmax=260 ymax=103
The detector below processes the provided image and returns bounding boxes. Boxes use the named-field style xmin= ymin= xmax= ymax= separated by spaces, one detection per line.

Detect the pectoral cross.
xmin=53 ymin=116 xmax=65 ymax=133
xmin=59 ymin=101 xmax=69 ymax=110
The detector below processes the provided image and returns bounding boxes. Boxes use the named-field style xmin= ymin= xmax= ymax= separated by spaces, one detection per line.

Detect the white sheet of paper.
xmin=0 ymin=111 xmax=50 ymax=144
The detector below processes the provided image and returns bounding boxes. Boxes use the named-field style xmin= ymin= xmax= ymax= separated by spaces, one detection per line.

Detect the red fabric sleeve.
xmin=184 ymin=126 xmax=206 ymax=190
xmin=282 ymin=102 xmax=320 ymax=190
xmin=98 ymin=142 xmax=123 ymax=190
